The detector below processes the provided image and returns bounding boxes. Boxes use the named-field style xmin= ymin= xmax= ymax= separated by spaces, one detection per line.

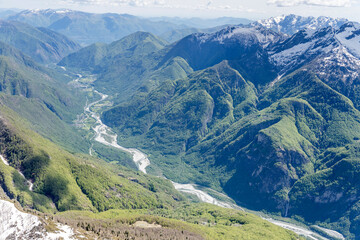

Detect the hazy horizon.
xmin=0 ymin=0 xmax=358 ymax=22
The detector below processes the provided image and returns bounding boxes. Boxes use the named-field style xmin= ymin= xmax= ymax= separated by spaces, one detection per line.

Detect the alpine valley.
xmin=0 ymin=8 xmax=358 ymax=240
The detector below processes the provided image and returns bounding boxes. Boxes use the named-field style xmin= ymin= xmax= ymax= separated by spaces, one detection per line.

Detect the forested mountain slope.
xmin=0 ymin=20 xmax=80 ymax=63
xmin=62 ymin=21 xmax=360 ymax=239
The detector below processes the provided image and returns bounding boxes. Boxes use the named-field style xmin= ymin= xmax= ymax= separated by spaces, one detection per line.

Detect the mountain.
xmin=60 ymin=31 xmax=168 ymax=70
xmin=8 ymin=9 xmax=189 ymax=46
xmin=268 ymin=22 xmax=359 ymax=75
xmin=150 ymin=16 xmax=253 ymax=29
xmin=269 ymin=22 xmax=360 ymax=110
xmin=0 ymin=41 xmax=78 ymax=119
xmin=0 ymin=9 xmax=20 ymax=19
xmin=0 ymin=41 xmax=90 ymax=154
xmin=162 ymin=25 xmax=285 ymax=84
xmin=161 ymin=14 xmax=347 ymax=44
xmin=7 ymin=9 xmax=255 ymax=46
xmin=0 ymin=20 xmax=80 ymax=63
xmin=0 ymin=41 xmax=299 ymax=240
xmin=59 ymin=25 xmax=287 ymax=103
xmin=255 ymin=14 xmax=348 ymax=35
xmin=77 ymin=22 xmax=360 ymax=239
xmin=160 ymin=25 xmax=234 ymax=43
xmin=8 ymin=9 xmax=73 ymax=27
xmin=59 ymin=31 xmax=195 ymax=102
xmin=6 ymin=10 xmax=360 ymax=238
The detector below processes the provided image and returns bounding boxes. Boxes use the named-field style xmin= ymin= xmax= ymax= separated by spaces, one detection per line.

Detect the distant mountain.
xmin=149 ymin=16 xmax=253 ymax=29
xmin=8 ymin=9 xmax=189 ymax=46
xmin=60 ymin=31 xmax=168 ymax=70
xmin=255 ymin=14 xmax=348 ymax=35
xmin=268 ymin=22 xmax=360 ymax=109
xmin=161 ymin=15 xmax=347 ymax=43
xmin=7 ymin=9 xmax=255 ymax=46
xmin=59 ymin=31 xmax=193 ymax=101
xmin=8 ymin=9 xmax=73 ymax=27
xmin=0 ymin=9 xmax=20 ymax=19
xmin=160 ymin=25 xmax=233 ymax=43
xmin=0 ymin=20 xmax=80 ymax=63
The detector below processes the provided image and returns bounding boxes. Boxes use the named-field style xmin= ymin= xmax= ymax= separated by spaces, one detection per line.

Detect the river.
xmin=84 ymin=90 xmax=230 ymax=206
xmin=77 ymin=77 xmax=343 ymax=240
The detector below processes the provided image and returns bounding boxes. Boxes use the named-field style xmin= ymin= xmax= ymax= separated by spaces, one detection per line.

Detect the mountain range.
xmin=4 ymin=9 xmax=253 ymax=45
xmin=0 ymin=11 xmax=307 ymax=240
xmin=58 ymin=15 xmax=360 ymax=239
xmin=149 ymin=16 xmax=252 ymax=29
xmin=255 ymin=14 xmax=349 ymax=35
xmin=0 ymin=10 xmax=359 ymax=239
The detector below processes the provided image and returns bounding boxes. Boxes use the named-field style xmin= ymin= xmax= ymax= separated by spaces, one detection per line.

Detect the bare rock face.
xmin=0 ymin=200 xmax=43 ymax=239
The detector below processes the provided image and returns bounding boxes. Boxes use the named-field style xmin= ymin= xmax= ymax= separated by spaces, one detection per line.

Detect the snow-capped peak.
xmin=196 ymin=25 xmax=285 ymax=48
xmin=268 ymin=20 xmax=360 ymax=77
xmin=19 ymin=8 xmax=74 ymax=16
xmin=255 ymin=14 xmax=348 ymax=35
xmin=273 ymin=15 xmax=286 ymax=24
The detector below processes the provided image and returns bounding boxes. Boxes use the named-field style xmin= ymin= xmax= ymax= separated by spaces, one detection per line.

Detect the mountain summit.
xmin=255 ymin=14 xmax=348 ymax=35
xmin=269 ymin=22 xmax=360 ymax=76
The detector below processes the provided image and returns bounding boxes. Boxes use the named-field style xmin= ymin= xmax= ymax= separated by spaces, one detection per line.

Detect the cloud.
xmin=267 ymin=0 xmax=351 ymax=7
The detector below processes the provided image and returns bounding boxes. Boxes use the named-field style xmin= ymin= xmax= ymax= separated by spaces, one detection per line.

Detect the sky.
xmin=1 ymin=0 xmax=359 ymax=21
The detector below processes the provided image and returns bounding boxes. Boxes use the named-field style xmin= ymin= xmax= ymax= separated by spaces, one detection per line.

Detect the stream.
xmin=76 ymin=76 xmax=343 ymax=240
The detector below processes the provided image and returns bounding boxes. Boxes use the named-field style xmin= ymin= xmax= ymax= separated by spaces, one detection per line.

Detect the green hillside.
xmin=0 ymin=20 xmax=80 ymax=63
xmin=61 ymin=27 xmax=358 ymax=237
xmin=101 ymin=60 xmax=360 ymax=238
xmin=0 ymin=41 xmax=89 ymax=152
xmin=0 ymin=35 xmax=301 ymax=239
xmin=0 ymin=94 xmax=299 ymax=240
xmin=59 ymin=32 xmax=193 ymax=102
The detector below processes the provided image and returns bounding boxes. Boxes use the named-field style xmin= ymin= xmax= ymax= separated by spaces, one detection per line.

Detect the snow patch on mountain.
xmin=197 ymin=25 xmax=284 ymax=48
xmin=0 ymin=199 xmax=76 ymax=239
xmin=269 ymin=21 xmax=360 ymax=75
xmin=336 ymin=22 xmax=360 ymax=58
xmin=315 ymin=46 xmax=360 ymax=83
xmin=197 ymin=27 xmax=257 ymax=45
xmin=271 ymin=41 xmax=314 ymax=68
xmin=23 ymin=8 xmax=74 ymax=15
xmin=0 ymin=200 xmax=42 ymax=239
xmin=269 ymin=27 xmax=335 ymax=71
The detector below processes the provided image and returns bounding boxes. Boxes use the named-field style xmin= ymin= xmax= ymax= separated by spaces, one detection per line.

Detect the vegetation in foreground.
xmin=53 ymin=203 xmax=300 ymax=240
